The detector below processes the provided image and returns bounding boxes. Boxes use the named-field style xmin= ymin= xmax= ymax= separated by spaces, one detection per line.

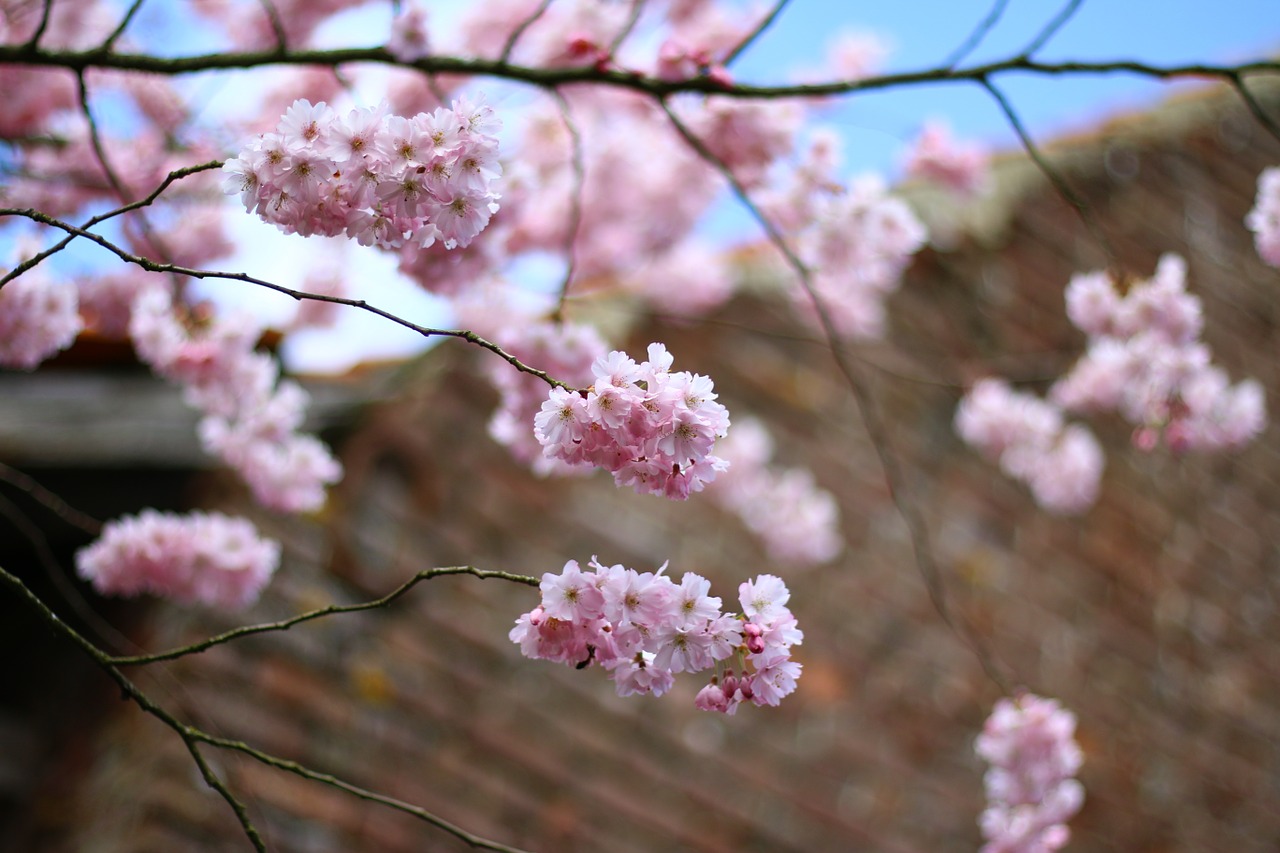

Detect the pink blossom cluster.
xmin=223 ymin=97 xmax=501 ymax=251
xmin=534 ymin=344 xmax=731 ymax=499
xmin=903 ymin=121 xmax=990 ymax=197
xmin=510 ymin=558 xmax=802 ymax=711
xmin=0 ymin=265 xmax=83 ymax=370
xmin=475 ymin=316 xmax=608 ymax=476
xmin=388 ymin=1 xmax=432 ymax=63
xmin=1051 ymin=255 xmax=1266 ymax=452
xmin=76 ymin=510 xmax=281 ymax=610
xmin=975 ymin=694 xmax=1085 ymax=853
xmin=130 ymin=286 xmax=342 ymax=513
xmin=712 ymin=418 xmax=842 ymax=566
xmin=762 ymin=135 xmax=928 ymax=339
xmin=1246 ymin=166 xmax=1280 ymax=267
xmin=955 ymin=379 xmax=1103 ymax=515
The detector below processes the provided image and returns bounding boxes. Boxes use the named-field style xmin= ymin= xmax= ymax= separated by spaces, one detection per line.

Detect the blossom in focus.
xmin=534 ymin=344 xmax=731 ymax=499
xmin=510 ymin=558 xmax=801 ymax=711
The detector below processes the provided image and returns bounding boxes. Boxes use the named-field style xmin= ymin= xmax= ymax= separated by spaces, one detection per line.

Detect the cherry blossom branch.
xmin=258 ymin=0 xmax=288 ymax=53
xmin=979 ymin=76 xmax=1119 ymax=268
xmin=722 ymin=0 xmax=795 ymax=67
xmin=0 ymin=160 xmax=222 ymax=289
xmin=944 ymin=0 xmax=1011 ymax=69
xmin=0 ymin=207 xmax=576 ymax=389
xmin=2 ymin=42 xmax=1275 ymax=100
xmin=108 ymin=565 xmax=538 ymax=667
xmin=659 ymin=99 xmax=1012 ymax=693
xmin=0 ymin=560 xmax=536 ymax=853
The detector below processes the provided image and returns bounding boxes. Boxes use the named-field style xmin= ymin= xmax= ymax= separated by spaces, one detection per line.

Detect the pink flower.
xmin=77 ymin=510 xmax=280 ymax=610
xmin=1246 ymin=166 xmax=1280 ymax=267
xmin=976 ymin=694 xmax=1084 ymax=853
xmin=904 ymin=121 xmax=990 ymax=197
xmin=0 ymin=265 xmax=82 ymax=370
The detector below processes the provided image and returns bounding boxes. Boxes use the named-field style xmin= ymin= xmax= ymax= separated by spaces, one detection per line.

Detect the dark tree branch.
xmin=109 ymin=565 xmax=539 ymax=666
xmin=500 ymin=0 xmax=555 ymax=65
xmin=2 ymin=42 xmax=1275 ymax=100
xmin=99 ymin=0 xmax=149 ymax=52
xmin=0 ymin=207 xmax=576 ymax=390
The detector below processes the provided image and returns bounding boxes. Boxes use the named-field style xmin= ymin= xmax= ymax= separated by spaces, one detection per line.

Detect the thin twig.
xmin=722 ymin=0 xmax=794 ymax=67
xmin=110 ymin=566 xmax=538 ymax=666
xmin=660 ymin=98 xmax=1011 ymax=693
xmin=0 ymin=564 xmax=268 ymax=852
xmin=551 ymin=89 xmax=586 ymax=322
xmin=0 ymin=462 xmax=102 ymax=534
xmin=607 ymin=0 xmax=648 ymax=58
xmin=979 ymin=76 xmax=1118 ymax=268
xmin=0 ymin=207 xmax=576 ymax=389
xmin=258 ymin=0 xmax=287 ymax=53
xmin=944 ymin=0 xmax=1011 ymax=69
xmin=1227 ymin=72 xmax=1280 ymax=144
xmin=23 ymin=0 xmax=54 ymax=49
xmin=99 ymin=0 xmax=148 ymax=52
xmin=0 ymin=562 xmax=535 ymax=853
xmin=0 ymin=160 xmax=222 ymax=290
xmin=499 ymin=0 xmax=555 ymax=65
xmin=1018 ymin=0 xmax=1086 ymax=58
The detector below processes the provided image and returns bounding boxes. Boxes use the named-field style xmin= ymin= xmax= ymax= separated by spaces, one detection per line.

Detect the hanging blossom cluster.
xmin=223 ymin=96 xmax=502 ymax=250
xmin=955 ymin=379 xmax=1104 ymax=515
xmin=761 ymin=131 xmax=928 ymax=339
xmin=976 ymin=694 xmax=1085 ymax=853
xmin=1051 ymin=254 xmax=1266 ymax=453
xmin=510 ymin=558 xmax=802 ymax=712
xmin=534 ymin=344 xmax=731 ymax=499
xmin=958 ymin=255 xmax=1265 ymax=513
xmin=77 ymin=510 xmax=281 ymax=610
xmin=130 ymin=287 xmax=342 ymax=513
xmin=711 ymin=418 xmax=842 ymax=566
xmin=0 ymin=262 xmax=83 ymax=370
xmin=1246 ymin=166 xmax=1280 ymax=268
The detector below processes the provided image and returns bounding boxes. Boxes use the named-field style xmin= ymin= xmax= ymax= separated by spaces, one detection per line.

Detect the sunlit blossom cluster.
xmin=130 ymin=287 xmax=342 ymax=513
xmin=712 ymin=418 xmax=842 ymax=565
xmin=0 ymin=263 xmax=82 ymax=370
xmin=976 ymin=694 xmax=1085 ymax=853
xmin=955 ymin=379 xmax=1104 ymax=515
xmin=76 ymin=510 xmax=281 ymax=610
xmin=1246 ymin=166 xmax=1280 ymax=268
xmin=535 ymin=344 xmax=730 ymax=499
xmin=222 ymin=97 xmax=502 ymax=251
xmin=1052 ymin=254 xmax=1266 ymax=452
xmin=510 ymin=558 xmax=802 ymax=711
